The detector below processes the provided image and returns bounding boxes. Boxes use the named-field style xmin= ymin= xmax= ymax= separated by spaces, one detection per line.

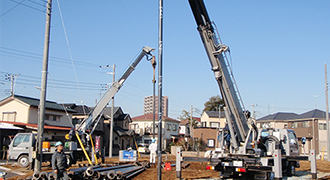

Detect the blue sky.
xmin=0 ymin=0 xmax=329 ymax=119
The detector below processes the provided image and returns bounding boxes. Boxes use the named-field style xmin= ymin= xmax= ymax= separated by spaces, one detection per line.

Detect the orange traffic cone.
xmin=164 ymin=162 xmax=172 ymax=171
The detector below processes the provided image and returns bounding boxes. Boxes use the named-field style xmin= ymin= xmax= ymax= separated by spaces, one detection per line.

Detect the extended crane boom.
xmin=188 ymin=0 xmax=249 ymax=145
xmin=76 ymin=46 xmax=154 ymax=135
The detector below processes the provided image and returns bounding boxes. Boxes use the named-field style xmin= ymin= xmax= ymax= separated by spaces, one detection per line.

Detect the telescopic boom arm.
xmin=188 ymin=0 xmax=249 ymax=145
xmin=75 ymin=46 xmax=155 ymax=135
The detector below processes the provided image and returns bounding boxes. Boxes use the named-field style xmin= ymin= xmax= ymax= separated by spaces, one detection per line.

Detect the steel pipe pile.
xmin=20 ymin=163 xmax=146 ymax=180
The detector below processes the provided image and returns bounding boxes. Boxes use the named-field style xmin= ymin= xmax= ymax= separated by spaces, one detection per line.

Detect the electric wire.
xmin=0 ymin=47 xmax=101 ymax=67
xmin=0 ymin=0 xmax=26 ymax=17
xmin=8 ymin=0 xmax=45 ymax=13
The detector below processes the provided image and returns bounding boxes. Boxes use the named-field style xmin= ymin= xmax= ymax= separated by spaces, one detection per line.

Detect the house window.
xmin=207 ymin=139 xmax=215 ymax=147
xmin=173 ymin=124 xmax=177 ymax=131
xmin=45 ymin=114 xmax=60 ymax=121
xmin=291 ymin=122 xmax=298 ymax=128
xmin=201 ymin=122 xmax=206 ymax=127
xmin=210 ymin=122 xmax=219 ymax=128
xmin=167 ymin=124 xmax=172 ymax=130
xmin=319 ymin=123 xmax=327 ymax=130
xmin=2 ymin=112 xmax=16 ymax=122
xmin=52 ymin=115 xmax=59 ymax=121
xmin=302 ymin=121 xmax=309 ymax=128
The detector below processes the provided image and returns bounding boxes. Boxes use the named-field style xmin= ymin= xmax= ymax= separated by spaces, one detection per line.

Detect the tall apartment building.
xmin=143 ymin=95 xmax=168 ymax=117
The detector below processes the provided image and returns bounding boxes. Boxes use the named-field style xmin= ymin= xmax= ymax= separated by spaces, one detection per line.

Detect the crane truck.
xmin=184 ymin=0 xmax=310 ymax=179
xmin=8 ymin=46 xmax=154 ymax=167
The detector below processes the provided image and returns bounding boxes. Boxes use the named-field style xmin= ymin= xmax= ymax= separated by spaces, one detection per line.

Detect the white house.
xmin=130 ymin=114 xmax=179 ymax=149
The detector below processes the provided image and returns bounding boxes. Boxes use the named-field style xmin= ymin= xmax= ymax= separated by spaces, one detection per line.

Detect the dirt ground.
xmin=3 ymin=155 xmax=330 ymax=180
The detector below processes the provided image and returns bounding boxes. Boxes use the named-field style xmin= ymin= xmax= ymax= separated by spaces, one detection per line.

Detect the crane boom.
xmin=188 ymin=0 xmax=249 ymax=143
xmin=76 ymin=46 xmax=154 ymax=134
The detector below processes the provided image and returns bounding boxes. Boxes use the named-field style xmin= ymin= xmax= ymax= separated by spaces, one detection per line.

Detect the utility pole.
xmin=100 ymin=64 xmax=115 ymax=157
xmin=190 ymin=105 xmax=194 ymax=150
xmin=251 ymin=104 xmax=258 ymax=120
xmin=35 ymin=0 xmax=52 ymax=171
xmin=5 ymin=73 xmax=20 ymax=95
xmin=325 ymin=63 xmax=330 ymax=161
xmin=157 ymin=0 xmax=163 ymax=179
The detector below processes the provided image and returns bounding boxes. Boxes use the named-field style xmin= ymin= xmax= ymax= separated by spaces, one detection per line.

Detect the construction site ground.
xmin=1 ymin=155 xmax=330 ymax=180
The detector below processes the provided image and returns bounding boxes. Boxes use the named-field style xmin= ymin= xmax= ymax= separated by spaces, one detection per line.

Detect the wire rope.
xmin=48 ymin=73 xmax=74 ymax=128
xmin=56 ymin=0 xmax=86 ymax=115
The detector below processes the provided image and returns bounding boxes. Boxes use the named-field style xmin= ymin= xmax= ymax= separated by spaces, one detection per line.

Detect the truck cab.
xmin=8 ymin=133 xmax=79 ymax=168
xmin=8 ymin=133 xmax=36 ymax=167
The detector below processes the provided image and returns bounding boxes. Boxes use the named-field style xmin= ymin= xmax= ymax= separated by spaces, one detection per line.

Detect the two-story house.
xmin=200 ymin=111 xmax=226 ymax=128
xmin=0 ymin=95 xmax=74 ymax=141
xmin=257 ymin=109 xmax=329 ymax=157
xmin=130 ymin=114 xmax=179 ymax=150
xmin=191 ymin=111 xmax=226 ymax=150
xmin=103 ymin=107 xmax=134 ymax=156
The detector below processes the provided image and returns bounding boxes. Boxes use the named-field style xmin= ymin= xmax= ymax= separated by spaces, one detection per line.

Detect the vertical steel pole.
xmin=35 ymin=0 xmax=52 ymax=171
xmin=190 ymin=106 xmax=195 ymax=150
xmin=109 ymin=64 xmax=115 ymax=157
xmin=157 ymin=0 xmax=163 ymax=179
xmin=325 ymin=63 xmax=330 ymax=161
xmin=273 ymin=149 xmax=282 ymax=180
xmin=153 ymin=69 xmax=156 ymax=140
xmin=310 ymin=149 xmax=317 ymax=179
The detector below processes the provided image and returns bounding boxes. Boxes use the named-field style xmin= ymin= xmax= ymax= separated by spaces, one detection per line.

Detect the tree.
xmin=203 ymin=95 xmax=224 ymax=112
xmin=178 ymin=110 xmax=198 ymax=128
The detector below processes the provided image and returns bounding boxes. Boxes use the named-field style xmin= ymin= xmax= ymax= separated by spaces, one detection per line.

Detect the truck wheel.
xmin=267 ymin=172 xmax=274 ymax=180
xmin=287 ymin=162 xmax=295 ymax=176
xmin=18 ymin=155 xmax=30 ymax=168
xmin=66 ymin=155 xmax=72 ymax=167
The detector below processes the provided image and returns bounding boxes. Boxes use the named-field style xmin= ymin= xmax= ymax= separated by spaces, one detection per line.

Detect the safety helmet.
xmin=152 ymin=139 xmax=156 ymax=143
xmin=55 ymin=141 xmax=63 ymax=147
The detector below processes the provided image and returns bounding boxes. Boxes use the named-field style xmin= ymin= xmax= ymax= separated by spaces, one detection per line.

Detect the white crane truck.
xmin=8 ymin=46 xmax=154 ymax=168
xmin=184 ymin=0 xmax=312 ymax=179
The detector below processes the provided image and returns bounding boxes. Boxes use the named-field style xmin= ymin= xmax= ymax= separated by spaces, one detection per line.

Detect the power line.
xmin=0 ymin=47 xmax=100 ymax=67
xmin=0 ymin=0 xmax=26 ymax=17
xmin=8 ymin=0 xmax=45 ymax=13
xmin=0 ymin=71 xmax=102 ymax=87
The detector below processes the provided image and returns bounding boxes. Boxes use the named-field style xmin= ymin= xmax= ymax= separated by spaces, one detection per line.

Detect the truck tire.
xmin=286 ymin=162 xmax=295 ymax=177
xmin=267 ymin=172 xmax=274 ymax=180
xmin=18 ymin=155 xmax=30 ymax=168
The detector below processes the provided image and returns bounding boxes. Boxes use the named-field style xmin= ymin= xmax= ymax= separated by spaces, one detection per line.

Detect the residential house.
xmin=190 ymin=111 xmax=226 ymax=150
xmin=179 ymin=120 xmax=189 ymax=137
xmin=200 ymin=111 xmax=226 ymax=128
xmin=193 ymin=127 xmax=218 ymax=150
xmin=130 ymin=114 xmax=179 ymax=150
xmin=179 ymin=117 xmax=201 ymax=137
xmin=257 ymin=109 xmax=329 ymax=157
xmin=103 ymin=107 xmax=134 ymax=156
xmin=0 ymin=95 xmax=74 ymax=142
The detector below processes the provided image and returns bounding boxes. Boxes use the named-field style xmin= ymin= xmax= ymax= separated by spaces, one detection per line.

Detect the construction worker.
xmin=148 ymin=139 xmax=157 ymax=164
xmin=52 ymin=141 xmax=69 ymax=180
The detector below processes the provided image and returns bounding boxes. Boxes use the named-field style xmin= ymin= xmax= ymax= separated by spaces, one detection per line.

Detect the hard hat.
xmin=55 ymin=141 xmax=63 ymax=147
xmin=152 ymin=139 xmax=156 ymax=143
